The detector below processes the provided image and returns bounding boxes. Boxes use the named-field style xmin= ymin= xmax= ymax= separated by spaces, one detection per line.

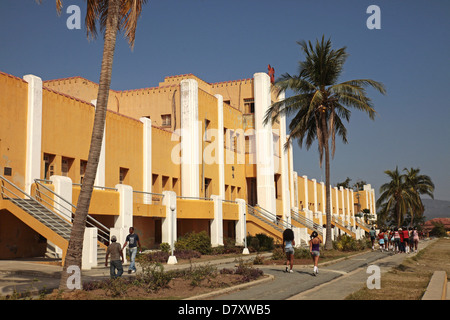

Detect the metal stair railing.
xmin=332 ymin=216 xmax=356 ymax=236
xmin=290 ymin=208 xmax=323 ymax=237
xmin=246 ymin=204 xmax=289 ymax=234
xmin=1 ymin=175 xmax=72 ymax=240
xmin=34 ymin=179 xmax=110 ymax=245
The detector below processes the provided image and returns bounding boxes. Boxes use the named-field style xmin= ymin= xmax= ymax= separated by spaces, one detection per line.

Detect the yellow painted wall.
xmin=105 ymin=111 xmax=143 ymax=188
xmin=0 ymin=72 xmax=28 ymax=188
xmin=41 ymin=88 xmax=94 ymax=183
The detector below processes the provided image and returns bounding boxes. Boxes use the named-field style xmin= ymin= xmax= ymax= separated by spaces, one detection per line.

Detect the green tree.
xmin=403 ymin=167 xmax=434 ymax=226
xmin=337 ymin=177 xmax=352 ymax=189
xmin=264 ymin=36 xmax=386 ymax=249
xmin=376 ymin=167 xmax=417 ymax=227
xmin=38 ymin=0 xmax=148 ymax=290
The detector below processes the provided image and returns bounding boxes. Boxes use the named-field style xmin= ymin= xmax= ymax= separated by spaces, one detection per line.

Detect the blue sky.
xmin=1 ymin=0 xmax=449 ymax=201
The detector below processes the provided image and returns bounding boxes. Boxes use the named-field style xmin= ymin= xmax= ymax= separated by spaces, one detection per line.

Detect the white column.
xmin=303 ymin=175 xmax=310 ymax=219
xmin=329 ymin=185 xmax=334 ymax=216
xmin=371 ymin=188 xmax=377 ymax=219
xmin=112 ymin=184 xmax=133 ymax=255
xmin=335 ymin=187 xmax=339 ymax=219
xmin=180 ymin=79 xmax=199 ymax=197
xmin=235 ymin=198 xmax=246 ymax=247
xmin=350 ymin=189 xmax=355 ymax=227
xmin=91 ymin=99 xmax=106 ymax=187
xmin=50 ymin=175 xmax=73 ymax=222
xmin=346 ymin=188 xmax=350 ymax=224
xmin=340 ymin=186 xmax=345 ymax=221
xmin=293 ymin=172 xmax=298 ymax=208
xmin=254 ymin=72 xmax=276 ymax=214
xmin=214 ymin=94 xmax=225 ymax=200
xmin=312 ymin=179 xmax=318 ymax=215
xmin=140 ymin=117 xmax=152 ymax=203
xmin=161 ymin=191 xmax=177 ymax=247
xmin=210 ymin=195 xmax=224 ymax=247
xmin=278 ymin=91 xmax=291 ymax=223
xmin=288 ymin=140 xmax=295 ymax=208
xmin=23 ymin=74 xmax=42 ymax=194
xmin=82 ymin=227 xmax=98 ymax=270
xmin=321 ymin=182 xmax=326 ymax=224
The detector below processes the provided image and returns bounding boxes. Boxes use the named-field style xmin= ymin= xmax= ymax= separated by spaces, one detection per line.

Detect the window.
xmin=172 ymin=178 xmax=179 ymax=194
xmin=161 ymin=114 xmax=171 ymax=127
xmin=162 ymin=175 xmax=170 ymax=191
xmin=61 ymin=157 xmax=74 ymax=178
xmin=204 ymin=178 xmax=212 ymax=198
xmin=244 ymin=98 xmax=255 ymax=113
xmin=80 ymin=160 xmax=87 ymax=183
xmin=43 ymin=153 xmax=55 ymax=180
xmin=274 ymin=174 xmax=282 ymax=199
xmin=273 ymin=134 xmax=280 ymax=157
xmin=119 ymin=167 xmax=129 ymax=184
xmin=204 ymin=119 xmax=212 ymax=141
xmin=152 ymin=174 xmax=160 ymax=193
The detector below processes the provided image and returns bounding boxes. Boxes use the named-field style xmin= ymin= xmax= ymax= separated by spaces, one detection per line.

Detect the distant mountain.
xmin=422 ymin=199 xmax=450 ymax=220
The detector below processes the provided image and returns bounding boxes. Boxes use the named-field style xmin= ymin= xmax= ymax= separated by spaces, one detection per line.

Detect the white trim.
xmin=23 ymin=74 xmax=42 ymax=194
xmin=140 ymin=117 xmax=152 ymax=203
xmin=180 ymin=79 xmax=199 ymax=197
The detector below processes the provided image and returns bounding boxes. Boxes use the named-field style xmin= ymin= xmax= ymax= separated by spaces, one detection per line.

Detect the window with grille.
xmin=161 ymin=114 xmax=171 ymax=127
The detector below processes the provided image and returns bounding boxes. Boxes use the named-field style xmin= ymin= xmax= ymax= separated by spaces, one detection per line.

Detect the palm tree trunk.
xmin=319 ymin=111 xmax=333 ymax=250
xmin=324 ymin=137 xmax=333 ymax=250
xmin=59 ymin=0 xmax=120 ymax=290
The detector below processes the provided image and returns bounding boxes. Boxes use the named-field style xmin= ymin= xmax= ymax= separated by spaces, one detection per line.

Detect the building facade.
xmin=0 ymin=70 xmax=376 ymax=264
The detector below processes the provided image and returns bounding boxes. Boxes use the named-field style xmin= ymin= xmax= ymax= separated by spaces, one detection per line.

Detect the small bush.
xmin=294 ymin=247 xmax=311 ymax=259
xmin=220 ymin=261 xmax=263 ymax=283
xmin=247 ymin=233 xmax=274 ymax=252
xmin=175 ymin=231 xmax=212 ymax=254
xmin=333 ymin=235 xmax=367 ymax=251
xmin=160 ymin=242 xmax=171 ymax=253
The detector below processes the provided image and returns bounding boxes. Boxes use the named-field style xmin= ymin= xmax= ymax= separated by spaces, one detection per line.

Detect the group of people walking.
xmin=370 ymin=227 xmax=420 ymax=254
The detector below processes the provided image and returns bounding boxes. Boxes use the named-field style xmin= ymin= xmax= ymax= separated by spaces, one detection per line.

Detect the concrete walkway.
xmin=0 ymin=239 xmax=442 ymax=300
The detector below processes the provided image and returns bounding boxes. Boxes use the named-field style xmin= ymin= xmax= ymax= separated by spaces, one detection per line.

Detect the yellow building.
xmin=0 ymin=70 xmax=376 ymax=265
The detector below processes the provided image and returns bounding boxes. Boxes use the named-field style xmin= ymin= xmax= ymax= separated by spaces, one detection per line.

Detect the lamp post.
xmin=167 ymin=203 xmax=177 ymax=264
xmin=242 ymin=206 xmax=249 ymax=254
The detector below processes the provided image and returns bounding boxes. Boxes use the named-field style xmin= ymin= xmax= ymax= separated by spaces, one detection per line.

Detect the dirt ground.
xmin=43 ymin=249 xmax=365 ymax=300
xmin=346 ymin=238 xmax=450 ymax=300
xmin=44 ymin=272 xmax=256 ymax=300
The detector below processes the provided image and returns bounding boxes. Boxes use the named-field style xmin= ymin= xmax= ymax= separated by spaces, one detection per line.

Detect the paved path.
xmin=211 ymin=239 xmax=436 ymax=300
xmin=0 ymin=240 xmax=435 ymax=299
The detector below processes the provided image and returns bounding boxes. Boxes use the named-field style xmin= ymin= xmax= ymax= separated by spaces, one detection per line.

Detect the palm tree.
xmin=376 ymin=167 xmax=418 ymax=227
xmin=264 ymin=36 xmax=386 ymax=249
xmin=403 ymin=167 xmax=434 ymax=226
xmin=38 ymin=0 xmax=147 ymax=290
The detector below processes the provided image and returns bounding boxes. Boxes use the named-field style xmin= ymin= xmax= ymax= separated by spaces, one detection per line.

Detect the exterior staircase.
xmin=1 ymin=175 xmax=110 ymax=265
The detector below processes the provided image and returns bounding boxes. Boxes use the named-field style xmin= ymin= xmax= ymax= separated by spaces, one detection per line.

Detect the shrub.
xmin=160 ymin=242 xmax=171 ymax=253
xmin=271 ymin=247 xmax=285 ymax=260
xmin=138 ymin=262 xmax=173 ymax=292
xmin=175 ymin=231 xmax=212 ymax=254
xmin=333 ymin=235 xmax=367 ymax=251
xmin=247 ymin=233 xmax=274 ymax=252
xmin=220 ymin=261 xmax=263 ymax=283
xmin=294 ymin=247 xmax=311 ymax=259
